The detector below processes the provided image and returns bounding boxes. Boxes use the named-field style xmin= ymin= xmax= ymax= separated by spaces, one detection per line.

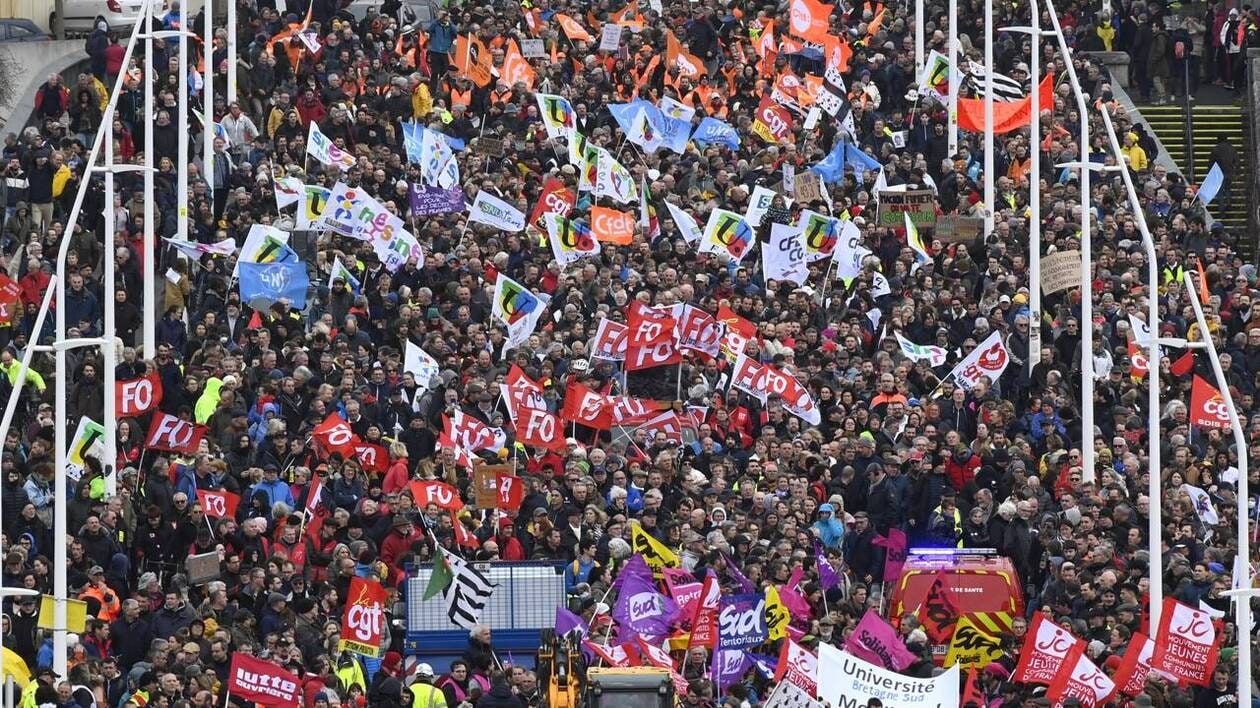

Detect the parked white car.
xmin=49 ymin=0 xmax=204 ymax=34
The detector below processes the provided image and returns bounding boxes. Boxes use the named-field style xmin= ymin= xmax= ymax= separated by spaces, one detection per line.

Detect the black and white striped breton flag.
xmin=443 ymin=554 xmax=496 ymax=629
xmin=964 ymin=62 xmax=1026 ymax=101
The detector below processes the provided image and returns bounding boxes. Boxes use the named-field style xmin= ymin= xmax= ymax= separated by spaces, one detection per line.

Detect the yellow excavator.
xmin=536 ymin=629 xmax=675 ymax=708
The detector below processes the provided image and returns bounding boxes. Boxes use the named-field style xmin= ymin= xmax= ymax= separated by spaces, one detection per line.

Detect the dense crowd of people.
xmin=0 ymin=0 xmax=1256 ymax=705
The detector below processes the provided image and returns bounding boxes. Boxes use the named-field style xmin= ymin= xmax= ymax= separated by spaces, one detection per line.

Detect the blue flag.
xmin=845 ymin=144 xmax=882 ymax=178
xmin=610 ymin=101 xmax=692 ymax=154
xmin=1198 ymin=163 xmax=1225 ymax=205
xmin=402 ymin=121 xmax=424 ymax=164
xmin=811 ymin=141 xmax=847 ymax=182
xmin=607 ymin=101 xmax=648 ymax=134
xmin=691 ymin=118 xmax=741 ymax=150
xmin=239 ymin=261 xmax=310 ymax=310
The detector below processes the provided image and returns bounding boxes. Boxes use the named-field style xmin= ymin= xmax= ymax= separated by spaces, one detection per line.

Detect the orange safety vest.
xmin=451 ymin=87 xmax=472 ymax=109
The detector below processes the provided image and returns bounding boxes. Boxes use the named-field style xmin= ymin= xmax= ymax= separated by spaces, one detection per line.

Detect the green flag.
xmin=424 ymin=547 xmax=453 ymax=600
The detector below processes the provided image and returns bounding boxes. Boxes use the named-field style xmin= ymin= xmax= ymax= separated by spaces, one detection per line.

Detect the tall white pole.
xmin=1097 ymin=104 xmax=1161 ymax=630
xmin=143 ymin=9 xmax=156 ymax=356
xmin=226 ymin=0 xmax=237 ymax=103
xmin=915 ymin=0 xmax=925 ymax=78
xmin=1027 ymin=1 xmax=1042 ymax=367
xmin=1182 ymin=271 xmax=1251 ymax=708
xmin=53 ymin=0 xmax=152 ymax=675
xmin=947 ymin=0 xmax=958 ymax=155
xmin=203 ymin=0 xmax=214 ymax=196
xmin=177 ymin=0 xmax=189 ymax=241
xmin=1044 ymin=0 xmax=1093 ymax=482
xmin=103 ymin=84 xmax=118 ymax=500
xmin=983 ymin=4 xmax=994 ymax=239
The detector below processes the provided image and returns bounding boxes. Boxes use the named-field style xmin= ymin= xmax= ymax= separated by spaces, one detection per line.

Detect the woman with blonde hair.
xmin=382 ymin=440 xmax=411 ymax=494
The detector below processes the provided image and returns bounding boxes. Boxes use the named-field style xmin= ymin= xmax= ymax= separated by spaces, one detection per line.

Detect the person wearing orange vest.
xmin=79 ymin=564 xmax=121 ymax=621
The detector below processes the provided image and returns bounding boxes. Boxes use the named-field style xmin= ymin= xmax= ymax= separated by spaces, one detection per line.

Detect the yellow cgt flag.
xmin=945 ymin=615 xmax=1004 ymax=668
xmin=630 ymin=522 xmax=679 ymax=572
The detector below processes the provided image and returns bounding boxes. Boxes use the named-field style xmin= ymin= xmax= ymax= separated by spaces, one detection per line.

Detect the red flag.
xmin=625 ymin=340 xmax=682 ymax=371
xmin=227 ymin=653 xmax=302 ymax=705
xmin=409 ymin=480 xmax=465 ymax=511
xmin=496 ymin=473 xmax=524 ymax=511
xmin=958 ymin=74 xmax=1054 ymax=134
xmin=590 ymin=318 xmax=628 ymax=361
xmin=774 ymin=637 xmax=818 ymax=695
xmin=1170 ymin=350 xmax=1195 ymax=377
xmin=451 ymin=510 xmax=480 ymax=548
xmin=353 ymin=442 xmax=389 ymax=473
xmin=1110 ymin=631 xmax=1158 ymax=698
xmin=528 ymin=176 xmax=575 ymax=229
xmin=917 ymin=572 xmax=960 ymax=644
xmin=561 ymin=381 xmax=614 ymax=429
xmin=637 ymin=410 xmax=690 ymax=445
xmin=787 ymin=0 xmax=832 ymax=42
xmin=608 ymin=396 xmax=665 ymax=425
xmin=1046 ymin=644 xmax=1116 ymax=708
xmin=338 ymin=577 xmax=389 ymax=657
xmin=1151 ymin=596 xmax=1222 ymax=687
xmin=584 ymin=640 xmax=639 ymax=667
xmin=145 ymin=412 xmax=207 ymax=453
xmin=116 ymin=371 xmax=164 ymax=417
xmin=1013 ymin=611 xmax=1086 ymax=685
xmin=626 ymin=301 xmax=677 ymax=347
xmin=676 ymin=305 xmax=723 ymax=358
xmin=513 ymin=405 xmax=567 ymax=451
xmin=716 ymin=305 xmax=757 ymax=361
xmin=0 ymin=274 xmax=20 ymax=325
xmin=503 ymin=364 xmax=547 ymax=420
xmin=1189 ymin=375 xmax=1231 ymax=429
xmin=445 ymin=410 xmax=505 ymax=452
xmin=312 ymin=412 xmax=360 ymax=457
xmin=687 ymin=575 xmax=720 ymax=648
xmin=1127 ymin=340 xmax=1149 ymax=381
xmin=303 ymin=477 xmax=329 ymax=541
xmin=751 ymin=94 xmax=794 ymax=144
xmin=961 ymin=667 xmax=983 ymax=707
xmin=1196 ymin=257 xmax=1211 ymax=304
xmin=196 ymin=489 xmax=240 ymax=518
xmin=635 ymin=637 xmax=675 ymax=670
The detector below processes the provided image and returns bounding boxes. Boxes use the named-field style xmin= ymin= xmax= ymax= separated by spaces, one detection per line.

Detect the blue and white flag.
xmin=240 ymin=261 xmax=310 ymax=310
xmin=1198 ymin=163 xmax=1225 ymax=205
xmin=691 ymin=118 xmax=741 ymax=150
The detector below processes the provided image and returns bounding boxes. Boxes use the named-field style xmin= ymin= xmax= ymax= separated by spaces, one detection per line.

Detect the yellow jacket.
xmin=52 ymin=164 xmax=72 ymax=199
xmin=0 ymin=359 xmax=45 ymax=392
xmin=412 ymin=83 xmax=433 ymax=120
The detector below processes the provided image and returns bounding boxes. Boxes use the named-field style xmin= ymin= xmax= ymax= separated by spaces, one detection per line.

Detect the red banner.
xmin=116 ymin=371 xmax=163 ymax=417
xmin=687 ymin=575 xmax=720 ymax=648
xmin=1189 ymin=374 xmax=1231 ymax=429
xmin=496 ymin=473 xmax=524 ymax=511
xmin=1013 ymin=611 xmax=1085 ymax=685
xmin=196 ymin=489 xmax=240 ymax=518
xmin=1046 ymin=644 xmax=1116 ymax=708
xmin=145 ymin=412 xmax=207 ymax=453
xmin=313 ymin=412 xmax=360 ymax=457
xmin=561 ymin=381 xmax=613 ymax=430
xmin=1151 ymin=597 xmax=1221 ymax=687
xmin=409 ymin=480 xmax=464 ymax=511
xmin=228 ymin=653 xmax=301 ymax=706
xmin=339 ymin=576 xmax=388 ymax=657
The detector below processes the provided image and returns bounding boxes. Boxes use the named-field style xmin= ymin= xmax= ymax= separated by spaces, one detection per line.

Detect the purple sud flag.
xmin=718 ymin=594 xmax=768 ymax=649
xmin=720 ymin=550 xmax=756 ymax=593
xmin=746 ymin=652 xmax=778 ymax=679
xmin=814 ymin=541 xmax=841 ymax=591
xmin=710 ymin=649 xmax=753 ymax=690
xmin=555 ymin=606 xmax=589 ymax=641
xmin=611 ymin=570 xmax=678 ymax=639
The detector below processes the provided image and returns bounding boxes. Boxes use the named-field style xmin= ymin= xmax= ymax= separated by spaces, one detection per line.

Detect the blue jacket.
xmin=252 ymin=477 xmax=295 ymax=509
xmin=427 ymin=20 xmax=456 ymax=53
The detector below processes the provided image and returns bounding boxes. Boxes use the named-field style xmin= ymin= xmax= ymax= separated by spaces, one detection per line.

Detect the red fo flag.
xmin=116 ymin=371 xmax=163 ymax=417
xmin=445 ymin=410 xmax=505 ymax=452
xmin=313 ymin=412 xmax=360 ymax=457
xmin=1046 ymin=644 xmax=1116 ymax=708
xmin=1110 ymin=631 xmax=1159 ymax=698
xmin=196 ymin=489 xmax=240 ymax=518
xmin=626 ymin=300 xmax=677 ymax=347
xmin=590 ymin=318 xmax=628 ymax=361
xmin=353 ymin=442 xmax=389 ymax=473
xmin=338 ymin=576 xmax=388 ymax=657
xmin=561 ymin=380 xmax=614 ymax=429
xmin=513 ymin=404 xmax=567 ymax=451
xmin=1013 ymin=611 xmax=1086 ymax=685
xmin=1189 ymin=375 xmax=1231 ymax=429
xmin=227 ymin=653 xmax=301 ymax=706
xmin=676 ymin=304 xmax=724 ymax=358
xmin=625 ymin=340 xmax=682 ymax=371
xmin=145 ymin=412 xmax=207 ymax=453
xmin=1151 ymin=596 xmax=1222 ymax=687
xmin=409 ymin=480 xmax=464 ymax=511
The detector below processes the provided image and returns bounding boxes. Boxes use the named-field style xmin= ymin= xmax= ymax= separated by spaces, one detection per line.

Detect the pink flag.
xmin=873 ymin=528 xmax=908 ymax=582
xmin=844 ymin=609 xmax=917 ymax=670
xmin=778 ymin=568 xmax=814 ymax=618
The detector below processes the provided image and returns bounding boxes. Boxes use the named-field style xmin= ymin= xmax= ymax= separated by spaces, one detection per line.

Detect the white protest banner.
xmin=599 ymin=24 xmax=623 ymax=51
xmin=468 ymin=191 xmax=526 ymax=232
xmin=764 ymin=223 xmax=807 ymax=285
xmin=818 ymin=643 xmax=959 ymax=708
xmin=521 ymin=38 xmax=546 ymax=57
xmin=1041 ymin=249 xmax=1083 ymax=295
xmin=745 ymin=185 xmax=789 ymax=228
xmin=405 ymin=341 xmax=441 ymax=392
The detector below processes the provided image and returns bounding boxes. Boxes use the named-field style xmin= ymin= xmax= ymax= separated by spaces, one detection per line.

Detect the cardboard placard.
xmin=186 ymin=551 xmax=223 ymax=584
xmin=876 ymin=189 xmax=936 ymax=228
xmin=1041 ymin=250 xmax=1083 ymax=295
xmin=476 ymin=137 xmax=505 ymax=157
xmin=474 ymin=464 xmax=513 ymax=508
xmin=933 ymin=215 xmax=984 ymax=242
xmin=521 ymin=38 xmax=546 ymax=58
xmin=794 ymin=171 xmax=823 ymax=203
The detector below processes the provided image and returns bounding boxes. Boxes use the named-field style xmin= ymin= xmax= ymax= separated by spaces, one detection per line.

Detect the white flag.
xmin=871 ymin=270 xmax=891 ymax=298
xmin=895 ymin=331 xmax=949 ymax=367
xmin=594 ymin=150 xmax=638 ymax=204
xmin=306 ymin=122 xmax=356 ymax=170
xmin=665 ymin=201 xmax=703 ymax=244
xmin=1180 ymin=483 xmax=1220 ymax=525
xmin=404 ymin=341 xmax=441 ymax=392
xmin=422 ymin=127 xmax=460 ymax=188
xmin=273 ymin=176 xmax=304 ymax=210
xmin=763 ymin=223 xmax=808 ymax=285
xmin=944 ymin=331 xmax=1011 ymax=390
xmin=468 ymin=191 xmax=526 ymax=232
xmin=832 ymin=219 xmax=866 ymax=282
xmin=659 ymin=96 xmax=696 ymax=122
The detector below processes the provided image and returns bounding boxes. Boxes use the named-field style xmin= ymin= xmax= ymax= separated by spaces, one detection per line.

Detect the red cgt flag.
xmin=1189 ymin=375 xmax=1231 ymax=429
xmin=528 ymin=176 xmax=575 ymax=229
